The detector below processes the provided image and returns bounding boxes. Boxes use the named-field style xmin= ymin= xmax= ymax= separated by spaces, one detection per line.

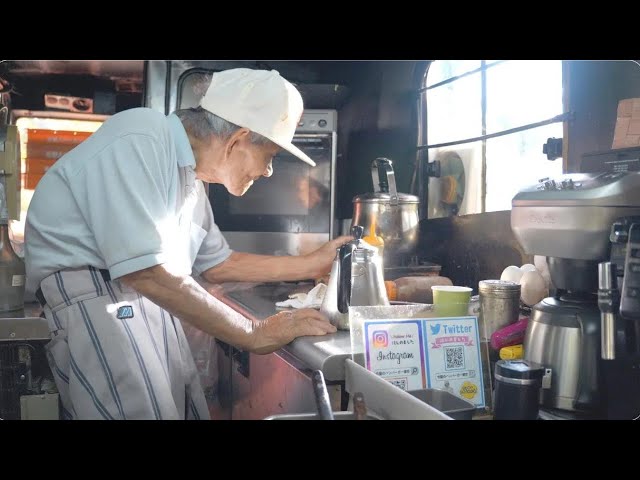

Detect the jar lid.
xmin=495 ymin=360 xmax=546 ymax=380
xmin=479 ymin=279 xmax=521 ymax=292
xmin=352 ymin=192 xmax=419 ymax=204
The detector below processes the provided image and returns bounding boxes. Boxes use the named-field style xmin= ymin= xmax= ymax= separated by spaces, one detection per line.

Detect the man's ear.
xmin=225 ymin=128 xmax=251 ymax=157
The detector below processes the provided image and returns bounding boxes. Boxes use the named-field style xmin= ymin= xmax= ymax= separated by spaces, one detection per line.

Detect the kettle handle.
xmin=338 ymin=243 xmax=354 ymax=314
xmin=371 ymin=158 xmax=399 ymax=205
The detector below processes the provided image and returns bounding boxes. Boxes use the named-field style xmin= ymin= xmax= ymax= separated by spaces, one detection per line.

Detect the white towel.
xmin=276 ymin=283 xmax=327 ymax=309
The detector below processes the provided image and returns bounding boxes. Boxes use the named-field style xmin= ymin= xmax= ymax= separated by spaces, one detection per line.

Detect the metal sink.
xmin=265 ymin=411 xmax=382 ymax=420
xmin=263 ymin=360 xmax=453 ymax=420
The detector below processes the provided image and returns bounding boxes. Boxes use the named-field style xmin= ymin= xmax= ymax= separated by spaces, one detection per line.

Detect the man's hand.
xmin=250 ymin=308 xmax=337 ymax=354
xmin=304 ymin=236 xmax=353 ymax=280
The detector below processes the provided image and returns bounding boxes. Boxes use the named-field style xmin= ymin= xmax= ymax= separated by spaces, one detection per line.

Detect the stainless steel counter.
xmin=283 ymin=331 xmax=351 ymax=381
xmin=204 ymin=281 xmax=353 ymax=381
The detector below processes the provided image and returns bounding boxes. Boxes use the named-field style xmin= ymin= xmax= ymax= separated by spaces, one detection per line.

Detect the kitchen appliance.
xmin=580 ymin=146 xmax=640 ymax=174
xmin=0 ymin=124 xmax=21 ymax=221
xmin=511 ymin=172 xmax=640 ymax=416
xmin=0 ymin=124 xmax=25 ymax=313
xmin=44 ymin=94 xmax=93 ymax=113
xmin=0 ymin=306 xmax=59 ymax=420
xmin=511 ymin=171 xmax=640 ymax=416
xmin=0 ymin=214 xmax=24 ymax=313
xmin=209 ymin=109 xmax=337 ymax=256
xmin=598 ymin=221 xmax=640 ymax=420
xmin=320 ymin=226 xmax=389 ymax=330
xmin=351 ymin=158 xmax=420 ymax=268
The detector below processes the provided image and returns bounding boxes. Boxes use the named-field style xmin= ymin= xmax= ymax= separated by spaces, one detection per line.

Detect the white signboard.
xmin=364 ymin=320 xmax=425 ymax=392
xmin=363 ymin=316 xmax=485 ymax=408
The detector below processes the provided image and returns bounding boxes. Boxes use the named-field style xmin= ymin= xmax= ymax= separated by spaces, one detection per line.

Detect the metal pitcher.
xmin=320 ymin=225 xmax=390 ymax=330
xmin=351 ymin=158 xmax=420 ymax=267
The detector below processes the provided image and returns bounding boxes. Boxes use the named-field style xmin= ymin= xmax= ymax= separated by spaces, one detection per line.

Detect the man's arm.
xmin=202 ymin=235 xmax=352 ymax=284
xmin=120 ymin=264 xmax=335 ymax=354
xmin=202 ymin=251 xmax=316 ymax=284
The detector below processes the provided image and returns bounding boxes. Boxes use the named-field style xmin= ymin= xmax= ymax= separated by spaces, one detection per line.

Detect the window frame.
xmin=418 ymin=60 xmax=569 ymax=214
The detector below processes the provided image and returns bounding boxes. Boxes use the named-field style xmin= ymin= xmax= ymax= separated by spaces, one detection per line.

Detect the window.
xmin=421 ymin=60 xmax=564 ymax=218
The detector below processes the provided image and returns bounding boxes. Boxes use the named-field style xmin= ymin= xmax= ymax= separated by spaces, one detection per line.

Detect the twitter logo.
xmin=430 ymin=323 xmax=441 ymax=335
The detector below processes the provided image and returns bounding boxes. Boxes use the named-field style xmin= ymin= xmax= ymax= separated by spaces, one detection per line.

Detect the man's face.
xmin=226 ymin=140 xmax=280 ymax=196
xmin=207 ymin=129 xmax=281 ymax=196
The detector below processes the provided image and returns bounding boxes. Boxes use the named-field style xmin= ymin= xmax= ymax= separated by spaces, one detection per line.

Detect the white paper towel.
xmin=275 ymin=283 xmax=327 ymax=309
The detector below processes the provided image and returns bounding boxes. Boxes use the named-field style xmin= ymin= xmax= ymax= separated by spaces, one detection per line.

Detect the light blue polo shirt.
xmin=25 ymin=107 xmax=232 ymax=293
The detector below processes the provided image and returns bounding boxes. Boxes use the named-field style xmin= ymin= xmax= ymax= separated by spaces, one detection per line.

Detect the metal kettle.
xmin=320 ymin=225 xmax=390 ymax=330
xmin=351 ymin=158 xmax=420 ymax=267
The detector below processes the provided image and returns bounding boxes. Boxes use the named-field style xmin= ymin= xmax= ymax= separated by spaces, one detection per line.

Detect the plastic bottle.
xmin=385 ymin=276 xmax=453 ymax=304
xmin=489 ymin=316 xmax=529 ymax=351
xmin=499 ymin=344 xmax=524 ymax=360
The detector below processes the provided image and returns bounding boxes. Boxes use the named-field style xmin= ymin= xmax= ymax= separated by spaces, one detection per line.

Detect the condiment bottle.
xmin=385 ymin=276 xmax=453 ymax=304
xmin=490 ymin=316 xmax=529 ymax=351
xmin=499 ymin=344 xmax=524 ymax=360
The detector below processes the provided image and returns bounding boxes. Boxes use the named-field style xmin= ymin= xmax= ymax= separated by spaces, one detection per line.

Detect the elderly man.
xmin=25 ymin=68 xmax=349 ymax=420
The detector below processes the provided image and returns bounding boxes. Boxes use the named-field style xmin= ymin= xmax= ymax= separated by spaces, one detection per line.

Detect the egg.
xmin=520 ymin=270 xmax=548 ymax=306
xmin=520 ymin=263 xmax=537 ymax=272
xmin=501 ymin=265 xmax=524 ymax=284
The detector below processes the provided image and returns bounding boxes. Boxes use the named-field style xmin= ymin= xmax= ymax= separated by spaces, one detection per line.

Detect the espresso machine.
xmin=598 ymin=219 xmax=640 ymax=420
xmin=511 ymin=172 xmax=640 ymax=418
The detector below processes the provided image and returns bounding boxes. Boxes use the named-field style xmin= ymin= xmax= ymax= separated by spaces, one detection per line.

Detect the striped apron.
xmin=37 ymin=266 xmax=210 ymax=420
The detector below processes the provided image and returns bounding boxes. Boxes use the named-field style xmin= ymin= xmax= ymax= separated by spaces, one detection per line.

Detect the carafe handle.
xmin=371 ymin=157 xmax=399 ymax=205
xmin=338 ymin=243 xmax=354 ymax=314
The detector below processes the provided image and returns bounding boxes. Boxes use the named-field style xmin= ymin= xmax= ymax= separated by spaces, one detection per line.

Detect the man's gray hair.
xmin=174 ymin=107 xmax=272 ymax=145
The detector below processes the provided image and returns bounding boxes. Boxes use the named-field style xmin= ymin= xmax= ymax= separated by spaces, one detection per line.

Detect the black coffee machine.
xmin=598 ymin=218 xmax=640 ymax=419
xmin=511 ymin=172 xmax=640 ymax=419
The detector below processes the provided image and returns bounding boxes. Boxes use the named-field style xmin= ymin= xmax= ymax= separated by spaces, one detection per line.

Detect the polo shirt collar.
xmin=168 ymin=113 xmax=196 ymax=168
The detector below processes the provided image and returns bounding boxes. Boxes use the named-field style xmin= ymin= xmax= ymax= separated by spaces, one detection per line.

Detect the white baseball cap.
xmin=199 ymin=68 xmax=316 ymax=167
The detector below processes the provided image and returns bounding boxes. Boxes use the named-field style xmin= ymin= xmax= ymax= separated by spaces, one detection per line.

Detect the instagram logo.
xmin=372 ymin=331 xmax=389 ymax=348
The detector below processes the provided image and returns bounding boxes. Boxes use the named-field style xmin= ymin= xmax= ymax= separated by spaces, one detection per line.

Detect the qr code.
xmin=445 ymin=346 xmax=464 ymax=370
xmin=388 ymin=378 xmax=408 ymax=390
